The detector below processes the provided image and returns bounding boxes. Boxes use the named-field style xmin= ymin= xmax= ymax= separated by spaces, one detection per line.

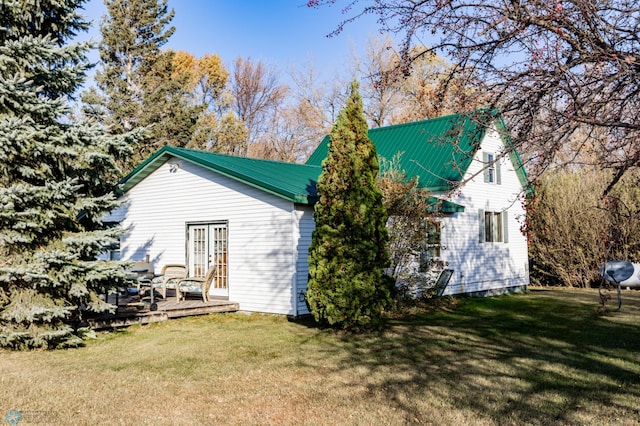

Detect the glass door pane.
xmin=209 ymin=224 xmax=228 ymax=296
xmin=189 ymin=225 xmax=208 ymax=278
xmin=188 ymin=222 xmax=229 ymax=297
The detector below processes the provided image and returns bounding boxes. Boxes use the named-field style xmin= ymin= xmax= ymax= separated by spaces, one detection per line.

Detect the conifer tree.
xmin=86 ymin=0 xmax=198 ymax=172
xmin=306 ymin=82 xmax=393 ymax=331
xmin=0 ymin=0 xmax=140 ymax=349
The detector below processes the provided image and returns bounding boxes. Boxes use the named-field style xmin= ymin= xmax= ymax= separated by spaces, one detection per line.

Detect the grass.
xmin=1 ymin=287 xmax=640 ymax=425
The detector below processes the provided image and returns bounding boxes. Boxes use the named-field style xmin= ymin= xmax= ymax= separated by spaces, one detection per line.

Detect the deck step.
xmin=88 ymin=297 xmax=239 ymax=329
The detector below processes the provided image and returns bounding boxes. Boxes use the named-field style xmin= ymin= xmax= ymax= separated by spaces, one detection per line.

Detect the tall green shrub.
xmin=306 ymin=82 xmax=392 ymax=330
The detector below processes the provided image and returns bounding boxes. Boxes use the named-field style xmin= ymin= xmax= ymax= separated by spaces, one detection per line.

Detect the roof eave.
xmin=426 ymin=196 xmax=465 ymax=213
xmin=116 ymin=147 xmax=173 ymax=195
xmin=116 ymin=146 xmax=318 ymax=205
xmin=174 ymin=156 xmax=308 ymax=204
xmin=493 ymin=116 xmax=533 ymax=197
xmin=423 ymin=183 xmax=458 ymax=192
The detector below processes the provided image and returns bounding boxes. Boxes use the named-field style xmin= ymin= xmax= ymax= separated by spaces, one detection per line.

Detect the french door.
xmin=187 ymin=222 xmax=228 ymax=297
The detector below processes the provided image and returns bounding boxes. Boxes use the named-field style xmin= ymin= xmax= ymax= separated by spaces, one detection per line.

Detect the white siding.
xmin=109 ymin=121 xmax=530 ymax=314
xmin=437 ymin=126 xmax=529 ymax=295
xmin=111 ymin=159 xmax=299 ymax=315
xmin=293 ymin=205 xmax=315 ymax=315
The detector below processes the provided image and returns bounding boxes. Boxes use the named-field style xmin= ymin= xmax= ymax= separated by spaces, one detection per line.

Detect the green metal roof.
xmin=117 ymin=111 xmax=528 ymax=211
xmin=306 ymin=110 xmax=529 ymax=192
xmin=117 ymin=146 xmax=321 ymax=204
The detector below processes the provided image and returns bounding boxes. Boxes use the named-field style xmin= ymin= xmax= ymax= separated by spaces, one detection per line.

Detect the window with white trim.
xmin=485 ymin=211 xmax=502 ymax=242
xmin=426 ymin=221 xmax=441 ymax=259
xmin=478 ymin=209 xmax=509 ymax=243
xmin=483 ymin=152 xmax=501 ymax=184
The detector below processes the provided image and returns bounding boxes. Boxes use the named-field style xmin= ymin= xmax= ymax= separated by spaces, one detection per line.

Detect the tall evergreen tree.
xmin=306 ymin=82 xmax=392 ymax=331
xmin=86 ymin=0 xmax=198 ymax=172
xmin=0 ymin=0 xmax=140 ymax=349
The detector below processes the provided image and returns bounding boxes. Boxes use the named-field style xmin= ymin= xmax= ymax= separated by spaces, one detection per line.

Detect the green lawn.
xmin=1 ymin=288 xmax=639 ymax=425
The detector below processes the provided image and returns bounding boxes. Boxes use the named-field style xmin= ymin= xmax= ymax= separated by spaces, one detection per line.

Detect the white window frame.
xmin=478 ymin=209 xmax=509 ymax=244
xmin=485 ymin=211 xmax=502 ymax=242
xmin=483 ymin=152 xmax=501 ymax=185
xmin=186 ymin=221 xmax=229 ymax=297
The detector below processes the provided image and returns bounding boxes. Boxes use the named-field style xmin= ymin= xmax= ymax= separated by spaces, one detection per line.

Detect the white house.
xmin=106 ymin=110 xmax=530 ymax=315
xmin=104 ymin=149 xmax=320 ymax=316
xmin=306 ymin=109 xmax=530 ymax=297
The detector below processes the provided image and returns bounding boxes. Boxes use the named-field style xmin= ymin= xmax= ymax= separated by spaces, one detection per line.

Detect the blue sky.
xmin=80 ymin=0 xmax=387 ymax=77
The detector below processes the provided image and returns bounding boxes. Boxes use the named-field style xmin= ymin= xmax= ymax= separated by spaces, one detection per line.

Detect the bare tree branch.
xmin=311 ymin=0 xmax=640 ymax=191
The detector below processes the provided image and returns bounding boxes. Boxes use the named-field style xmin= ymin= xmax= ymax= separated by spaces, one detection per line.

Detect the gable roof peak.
xmin=307 ymin=109 xmax=505 ymax=191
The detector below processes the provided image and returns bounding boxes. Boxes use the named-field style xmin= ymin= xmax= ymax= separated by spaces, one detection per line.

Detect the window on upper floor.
xmin=483 ymin=152 xmax=501 ymax=184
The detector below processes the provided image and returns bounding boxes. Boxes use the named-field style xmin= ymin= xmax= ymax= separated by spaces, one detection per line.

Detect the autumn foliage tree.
xmin=350 ymin=36 xmax=482 ymax=128
xmin=306 ymin=82 xmax=393 ymax=330
xmin=352 ymin=35 xmax=404 ymax=127
xmin=280 ymin=62 xmax=347 ymax=160
xmin=172 ymin=50 xmax=248 ymax=155
xmin=85 ymin=0 xmax=199 ymax=172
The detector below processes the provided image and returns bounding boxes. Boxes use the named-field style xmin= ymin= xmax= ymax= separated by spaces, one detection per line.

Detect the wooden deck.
xmin=87 ymin=292 xmax=239 ymax=329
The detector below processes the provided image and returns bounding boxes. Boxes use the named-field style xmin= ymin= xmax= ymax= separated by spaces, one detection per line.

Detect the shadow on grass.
xmin=296 ymin=289 xmax=640 ymax=424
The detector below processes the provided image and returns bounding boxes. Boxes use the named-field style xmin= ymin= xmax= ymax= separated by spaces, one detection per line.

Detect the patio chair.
xmin=434 ymin=269 xmax=454 ymax=297
xmin=149 ymin=264 xmax=187 ymax=299
xmin=176 ymin=266 xmax=217 ymax=303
